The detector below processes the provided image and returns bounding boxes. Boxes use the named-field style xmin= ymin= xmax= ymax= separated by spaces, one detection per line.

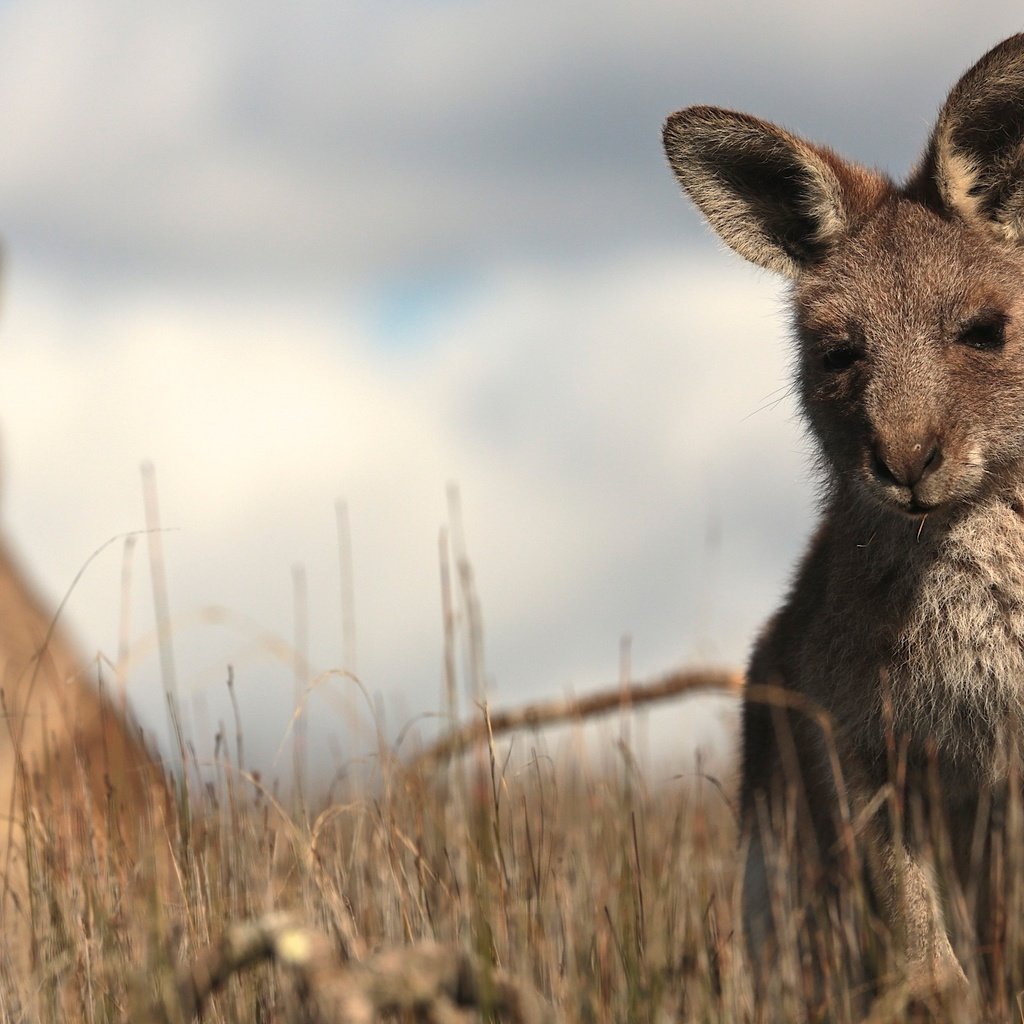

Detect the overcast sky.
xmin=0 ymin=3 xmax=1019 ymax=780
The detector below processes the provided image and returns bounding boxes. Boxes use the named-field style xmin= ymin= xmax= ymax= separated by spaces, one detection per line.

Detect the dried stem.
xmin=413 ymin=667 xmax=742 ymax=767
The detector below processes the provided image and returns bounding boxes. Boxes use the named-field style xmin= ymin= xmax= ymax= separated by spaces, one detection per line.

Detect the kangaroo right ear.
xmin=663 ymin=107 xmax=886 ymax=278
xmin=921 ymin=33 xmax=1024 ymax=240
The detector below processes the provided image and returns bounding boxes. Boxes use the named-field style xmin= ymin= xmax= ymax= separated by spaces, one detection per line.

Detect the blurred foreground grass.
xmin=4 ymin=691 xmax=746 ymax=1023
xmin=7 ymin=669 xmax=1013 ymax=1023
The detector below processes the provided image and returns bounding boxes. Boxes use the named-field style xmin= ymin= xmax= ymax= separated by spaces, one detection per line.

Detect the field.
xmin=0 ymin=665 xmax=745 ymax=1023
xmin=4 ymin=666 xmax=1022 ymax=1022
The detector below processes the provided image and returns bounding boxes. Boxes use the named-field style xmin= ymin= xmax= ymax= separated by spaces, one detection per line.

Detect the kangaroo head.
xmin=664 ymin=35 xmax=1024 ymax=520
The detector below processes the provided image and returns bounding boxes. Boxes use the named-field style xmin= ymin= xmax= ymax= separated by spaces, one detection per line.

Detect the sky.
xmin=0 ymin=2 xmax=1019 ymax=782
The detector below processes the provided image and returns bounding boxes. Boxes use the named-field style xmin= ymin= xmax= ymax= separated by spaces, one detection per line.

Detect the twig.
xmin=412 ymin=667 xmax=742 ymax=767
xmin=141 ymin=912 xmax=555 ymax=1024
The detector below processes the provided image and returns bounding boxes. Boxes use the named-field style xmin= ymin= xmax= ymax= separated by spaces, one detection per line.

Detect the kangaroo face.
xmin=796 ymin=201 xmax=1024 ymax=517
xmin=662 ymin=34 xmax=1024 ymax=522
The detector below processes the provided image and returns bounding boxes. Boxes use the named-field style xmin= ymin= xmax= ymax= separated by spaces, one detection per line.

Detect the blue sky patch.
xmin=366 ymin=267 xmax=479 ymax=350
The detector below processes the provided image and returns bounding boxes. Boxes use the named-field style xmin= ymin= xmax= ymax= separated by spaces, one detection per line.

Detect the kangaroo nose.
xmin=872 ymin=438 xmax=943 ymax=488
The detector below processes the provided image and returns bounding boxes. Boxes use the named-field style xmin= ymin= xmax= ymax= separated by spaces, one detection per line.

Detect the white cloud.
xmin=0 ymin=3 xmax=1018 ymax=280
xmin=0 ymin=3 xmax=1012 ymax=779
xmin=0 ymin=250 xmax=807 ymax=774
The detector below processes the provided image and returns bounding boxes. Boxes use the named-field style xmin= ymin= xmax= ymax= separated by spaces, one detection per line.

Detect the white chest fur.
xmin=891 ymin=500 xmax=1024 ymax=771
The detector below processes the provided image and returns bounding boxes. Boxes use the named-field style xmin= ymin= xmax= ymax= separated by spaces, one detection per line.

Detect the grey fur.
xmin=664 ymin=34 xmax=1024 ymax=999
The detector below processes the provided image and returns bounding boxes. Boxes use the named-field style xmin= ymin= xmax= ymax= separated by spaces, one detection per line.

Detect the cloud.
xmin=0 ymin=249 xmax=807 ymax=771
xmin=0 ymin=5 xmax=1016 ymax=776
xmin=0 ymin=3 xmax=1019 ymax=283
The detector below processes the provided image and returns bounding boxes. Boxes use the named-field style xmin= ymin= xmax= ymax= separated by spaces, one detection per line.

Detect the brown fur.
xmin=0 ymin=537 xmax=169 ymax=970
xmin=664 ymin=34 xmax=1024 ymax=1000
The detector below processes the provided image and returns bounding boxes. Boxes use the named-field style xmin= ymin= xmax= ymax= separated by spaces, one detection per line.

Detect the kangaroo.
xmin=664 ymin=35 xmax=1024 ymax=1005
xmin=0 ymin=536 xmax=169 ymax=978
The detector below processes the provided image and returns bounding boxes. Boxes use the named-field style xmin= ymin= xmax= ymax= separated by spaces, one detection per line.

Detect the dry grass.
xmin=0 ymin=677 xmax=748 ymax=1023
xmin=7 ymin=668 xmax=1024 ymax=1021
xmin=9 ymin=679 xmax=1024 ymax=1022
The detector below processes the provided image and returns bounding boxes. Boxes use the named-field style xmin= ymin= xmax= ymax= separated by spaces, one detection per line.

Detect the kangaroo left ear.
xmin=916 ymin=33 xmax=1024 ymax=240
xmin=663 ymin=107 xmax=888 ymax=278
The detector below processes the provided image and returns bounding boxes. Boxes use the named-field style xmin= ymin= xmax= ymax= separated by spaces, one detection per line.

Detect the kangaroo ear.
xmin=663 ymin=107 xmax=886 ymax=278
xmin=922 ymin=34 xmax=1024 ymax=239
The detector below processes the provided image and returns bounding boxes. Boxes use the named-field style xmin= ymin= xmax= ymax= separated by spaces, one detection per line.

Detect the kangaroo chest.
xmin=854 ymin=501 xmax=1024 ymax=776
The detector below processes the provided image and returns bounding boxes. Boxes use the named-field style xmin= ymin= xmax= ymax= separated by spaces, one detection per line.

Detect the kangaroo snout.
xmin=864 ymin=420 xmax=987 ymax=514
xmin=871 ymin=435 xmax=943 ymax=490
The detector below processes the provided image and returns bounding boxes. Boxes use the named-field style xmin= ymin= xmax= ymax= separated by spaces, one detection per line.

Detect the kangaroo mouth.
xmin=860 ymin=457 xmax=962 ymax=519
xmin=905 ymin=498 xmax=936 ymax=517
xmin=861 ymin=476 xmax=943 ymax=519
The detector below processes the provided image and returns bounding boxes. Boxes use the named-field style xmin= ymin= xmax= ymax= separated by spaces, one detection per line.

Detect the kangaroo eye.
xmin=958 ymin=313 xmax=1007 ymax=351
xmin=822 ymin=345 xmax=864 ymax=372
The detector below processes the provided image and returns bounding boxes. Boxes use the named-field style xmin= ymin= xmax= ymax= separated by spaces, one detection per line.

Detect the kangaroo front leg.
xmin=873 ymin=842 xmax=967 ymax=999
